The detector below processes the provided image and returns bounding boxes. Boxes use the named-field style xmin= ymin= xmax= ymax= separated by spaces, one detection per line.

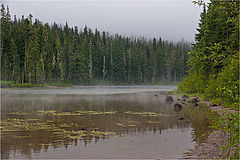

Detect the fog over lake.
xmin=1 ymin=85 xmax=217 ymax=159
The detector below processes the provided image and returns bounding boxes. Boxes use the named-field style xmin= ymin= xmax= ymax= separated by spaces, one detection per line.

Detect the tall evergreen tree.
xmin=1 ymin=4 xmax=191 ymax=85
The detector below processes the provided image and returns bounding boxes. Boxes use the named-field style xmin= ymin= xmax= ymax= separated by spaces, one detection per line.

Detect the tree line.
xmin=1 ymin=5 xmax=191 ymax=85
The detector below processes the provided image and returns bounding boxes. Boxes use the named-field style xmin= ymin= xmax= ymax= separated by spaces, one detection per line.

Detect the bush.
xmin=178 ymin=72 xmax=207 ymax=94
xmin=47 ymin=82 xmax=71 ymax=87
xmin=0 ymin=81 xmax=71 ymax=88
xmin=12 ymin=83 xmax=35 ymax=88
xmin=205 ymin=58 xmax=239 ymax=109
xmin=0 ymin=81 xmax=14 ymax=88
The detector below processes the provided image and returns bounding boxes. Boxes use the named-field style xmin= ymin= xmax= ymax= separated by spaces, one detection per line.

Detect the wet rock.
xmin=165 ymin=96 xmax=174 ymax=104
xmin=179 ymin=117 xmax=184 ymax=120
xmin=187 ymin=97 xmax=199 ymax=106
xmin=191 ymin=97 xmax=199 ymax=103
xmin=190 ymin=98 xmax=199 ymax=106
xmin=78 ymin=128 xmax=88 ymax=131
xmin=174 ymin=103 xmax=182 ymax=112
xmin=182 ymin=95 xmax=189 ymax=99
xmin=178 ymin=98 xmax=186 ymax=102
xmin=209 ymin=103 xmax=217 ymax=107
xmin=192 ymin=101 xmax=198 ymax=106
xmin=180 ymin=101 xmax=186 ymax=105
xmin=165 ymin=96 xmax=173 ymax=101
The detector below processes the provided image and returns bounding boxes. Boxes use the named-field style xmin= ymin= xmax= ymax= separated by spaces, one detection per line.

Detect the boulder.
xmin=191 ymin=97 xmax=199 ymax=103
xmin=174 ymin=103 xmax=182 ymax=112
xmin=165 ymin=96 xmax=174 ymax=104
xmin=209 ymin=103 xmax=217 ymax=107
xmin=192 ymin=101 xmax=198 ymax=106
xmin=182 ymin=95 xmax=189 ymax=99
xmin=178 ymin=117 xmax=184 ymax=120
xmin=190 ymin=98 xmax=199 ymax=106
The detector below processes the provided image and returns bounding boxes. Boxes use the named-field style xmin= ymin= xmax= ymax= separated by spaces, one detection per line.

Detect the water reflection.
xmin=1 ymin=88 xmax=217 ymax=159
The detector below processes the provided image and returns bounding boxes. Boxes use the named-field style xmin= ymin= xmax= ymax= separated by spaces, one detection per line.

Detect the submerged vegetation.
xmin=125 ymin=111 xmax=174 ymax=117
xmin=9 ymin=110 xmax=118 ymax=116
xmin=0 ymin=109 xmax=178 ymax=145
xmin=1 ymin=91 xmax=223 ymax=159
xmin=1 ymin=117 xmax=116 ymax=140
xmin=178 ymin=0 xmax=239 ymax=158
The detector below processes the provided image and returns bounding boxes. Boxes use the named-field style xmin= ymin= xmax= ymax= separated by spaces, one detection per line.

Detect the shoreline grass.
xmin=0 ymin=81 xmax=71 ymax=88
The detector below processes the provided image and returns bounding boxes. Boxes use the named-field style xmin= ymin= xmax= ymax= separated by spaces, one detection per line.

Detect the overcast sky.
xmin=2 ymin=0 xmax=205 ymax=42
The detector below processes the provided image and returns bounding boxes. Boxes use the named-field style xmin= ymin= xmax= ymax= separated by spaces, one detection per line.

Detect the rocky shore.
xmin=172 ymin=94 xmax=238 ymax=159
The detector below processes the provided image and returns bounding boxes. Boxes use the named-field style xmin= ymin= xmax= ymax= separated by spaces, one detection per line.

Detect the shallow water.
xmin=1 ymin=85 xmax=216 ymax=159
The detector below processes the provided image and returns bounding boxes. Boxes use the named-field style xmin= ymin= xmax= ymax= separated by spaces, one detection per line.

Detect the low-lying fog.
xmin=1 ymin=85 xmax=177 ymax=95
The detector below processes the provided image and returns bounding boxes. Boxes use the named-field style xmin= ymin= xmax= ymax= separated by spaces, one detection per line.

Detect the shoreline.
xmin=173 ymin=94 xmax=239 ymax=159
xmin=0 ymin=80 xmax=179 ymax=89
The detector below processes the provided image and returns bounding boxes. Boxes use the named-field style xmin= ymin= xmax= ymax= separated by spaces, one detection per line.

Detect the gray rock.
xmin=174 ymin=103 xmax=182 ymax=112
xmin=165 ymin=96 xmax=174 ymax=104
xmin=178 ymin=117 xmax=184 ymax=120
xmin=182 ymin=95 xmax=189 ymax=99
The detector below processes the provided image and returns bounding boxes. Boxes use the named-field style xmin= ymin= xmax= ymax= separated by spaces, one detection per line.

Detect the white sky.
xmin=2 ymin=0 xmax=206 ymax=42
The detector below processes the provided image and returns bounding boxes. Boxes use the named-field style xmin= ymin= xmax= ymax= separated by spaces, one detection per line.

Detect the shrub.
xmin=0 ymin=81 xmax=14 ymax=88
xmin=178 ymin=72 xmax=207 ymax=94
xmin=12 ymin=83 xmax=34 ymax=88
xmin=205 ymin=58 xmax=239 ymax=109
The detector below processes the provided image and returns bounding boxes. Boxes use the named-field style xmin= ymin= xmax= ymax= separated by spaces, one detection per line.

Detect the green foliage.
xmin=46 ymin=82 xmax=71 ymax=87
xmin=179 ymin=1 xmax=239 ymax=158
xmin=179 ymin=0 xmax=239 ymax=110
xmin=0 ymin=81 xmax=14 ymax=87
xmin=0 ymin=81 xmax=71 ymax=88
xmin=178 ymin=72 xmax=207 ymax=94
xmin=12 ymin=83 xmax=36 ymax=88
xmin=212 ymin=111 xmax=239 ymax=159
xmin=205 ymin=58 xmax=239 ymax=109
xmin=1 ymin=5 xmax=191 ymax=86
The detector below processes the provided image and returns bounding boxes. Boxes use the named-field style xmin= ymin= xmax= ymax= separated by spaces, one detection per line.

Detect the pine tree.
xmin=1 ymin=5 xmax=191 ymax=85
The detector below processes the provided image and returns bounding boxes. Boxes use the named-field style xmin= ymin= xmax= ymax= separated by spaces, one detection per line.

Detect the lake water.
xmin=1 ymin=85 xmax=216 ymax=159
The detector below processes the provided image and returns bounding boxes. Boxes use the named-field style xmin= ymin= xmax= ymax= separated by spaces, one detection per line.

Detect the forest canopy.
xmin=1 ymin=5 xmax=191 ymax=85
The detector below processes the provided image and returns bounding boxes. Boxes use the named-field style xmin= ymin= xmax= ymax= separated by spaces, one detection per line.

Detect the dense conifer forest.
xmin=1 ymin=5 xmax=191 ymax=85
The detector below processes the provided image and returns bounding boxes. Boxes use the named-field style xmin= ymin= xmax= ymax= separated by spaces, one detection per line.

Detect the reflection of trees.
xmin=0 ymin=92 xmax=214 ymax=159
xmin=1 ymin=111 xmax=190 ymax=159
xmin=183 ymin=104 xmax=218 ymax=144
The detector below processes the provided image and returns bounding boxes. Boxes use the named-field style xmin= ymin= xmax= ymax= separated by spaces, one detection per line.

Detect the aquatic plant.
xmin=1 ymin=117 xmax=116 ymax=142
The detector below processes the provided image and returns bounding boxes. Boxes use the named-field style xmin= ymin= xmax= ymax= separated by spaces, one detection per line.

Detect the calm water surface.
xmin=1 ymin=85 xmax=216 ymax=159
